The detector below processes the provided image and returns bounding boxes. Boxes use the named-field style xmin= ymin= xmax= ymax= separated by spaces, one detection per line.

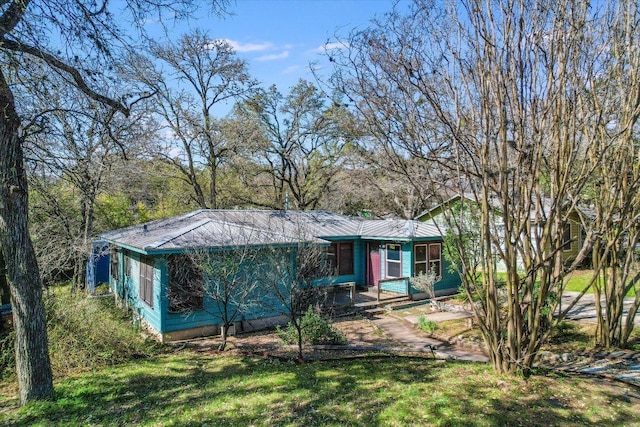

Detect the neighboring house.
xmin=416 ymin=194 xmax=590 ymax=272
xmin=100 ymin=209 xmax=460 ymax=341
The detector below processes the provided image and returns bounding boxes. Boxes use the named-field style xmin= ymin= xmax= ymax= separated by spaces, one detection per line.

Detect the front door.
xmin=367 ymin=242 xmax=381 ymax=287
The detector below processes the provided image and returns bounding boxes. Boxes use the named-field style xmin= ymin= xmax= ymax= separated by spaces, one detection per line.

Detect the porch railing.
xmin=377 ymin=277 xmax=410 ymax=302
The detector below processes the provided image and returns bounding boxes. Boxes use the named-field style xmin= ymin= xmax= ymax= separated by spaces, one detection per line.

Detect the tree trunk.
xmin=0 ymin=68 xmax=54 ymax=404
xmin=209 ymin=159 xmax=217 ymax=210
xmin=296 ymin=321 xmax=304 ymax=362
xmin=74 ymin=193 xmax=95 ymax=291
xmin=218 ymin=324 xmax=228 ymax=351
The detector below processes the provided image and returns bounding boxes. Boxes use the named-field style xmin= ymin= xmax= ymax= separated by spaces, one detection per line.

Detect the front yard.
xmin=1 ymin=351 xmax=639 ymax=427
xmin=1 ymin=292 xmax=639 ymax=426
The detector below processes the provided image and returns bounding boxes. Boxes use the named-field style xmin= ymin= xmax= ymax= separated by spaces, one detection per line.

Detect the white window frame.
xmin=386 ymin=244 xmax=402 ymax=278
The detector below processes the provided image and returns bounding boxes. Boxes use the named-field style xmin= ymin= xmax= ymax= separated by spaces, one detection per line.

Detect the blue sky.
xmin=161 ymin=0 xmax=405 ymax=91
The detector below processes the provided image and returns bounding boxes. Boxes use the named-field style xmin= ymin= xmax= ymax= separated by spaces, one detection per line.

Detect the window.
xmin=414 ymin=243 xmax=442 ymax=278
xmin=124 ymin=252 xmax=132 ymax=278
xmin=168 ymin=255 xmax=203 ymax=312
xmin=139 ymin=256 xmax=154 ymax=308
xmin=414 ymin=244 xmax=428 ymax=276
xmin=562 ymin=223 xmax=572 ymax=251
xmin=110 ymin=248 xmax=119 ymax=282
xmin=327 ymin=242 xmax=354 ymax=276
xmin=386 ymin=244 xmax=401 ymax=277
xmin=428 ymin=243 xmax=442 ymax=278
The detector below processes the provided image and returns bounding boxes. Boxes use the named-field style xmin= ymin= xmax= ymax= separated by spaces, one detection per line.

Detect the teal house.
xmin=101 ymin=210 xmax=459 ymax=341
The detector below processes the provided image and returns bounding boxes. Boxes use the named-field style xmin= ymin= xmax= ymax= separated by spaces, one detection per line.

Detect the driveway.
xmin=559 ymin=291 xmax=639 ymax=327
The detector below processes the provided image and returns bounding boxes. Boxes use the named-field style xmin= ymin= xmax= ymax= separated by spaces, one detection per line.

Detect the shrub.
xmin=410 ymin=270 xmax=438 ymax=299
xmin=0 ymin=329 xmax=15 ymax=380
xmin=2 ymin=287 xmax=161 ymax=380
xmin=277 ymin=307 xmax=347 ymax=346
xmin=418 ymin=315 xmax=439 ymax=333
xmin=45 ymin=288 xmax=161 ymax=376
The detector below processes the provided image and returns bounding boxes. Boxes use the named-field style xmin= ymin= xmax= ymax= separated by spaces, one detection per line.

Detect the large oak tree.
xmin=0 ymin=0 xmax=227 ymax=404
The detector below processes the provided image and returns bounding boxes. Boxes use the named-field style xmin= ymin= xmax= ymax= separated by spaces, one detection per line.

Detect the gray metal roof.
xmin=100 ymin=209 xmax=443 ymax=252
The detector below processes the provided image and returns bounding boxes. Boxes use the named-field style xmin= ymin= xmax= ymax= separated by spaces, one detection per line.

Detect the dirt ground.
xmin=179 ymin=314 xmax=403 ymax=360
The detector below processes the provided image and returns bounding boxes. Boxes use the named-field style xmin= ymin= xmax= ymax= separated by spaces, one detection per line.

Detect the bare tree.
xmin=0 ymin=0 xmax=228 ymax=404
xmin=328 ymin=0 xmax=612 ymax=375
xmin=24 ymin=79 xmax=153 ymax=289
xmin=169 ymin=243 xmax=265 ymax=351
xmin=262 ymin=244 xmax=330 ymax=361
xmin=125 ymin=30 xmax=258 ymax=209
xmin=232 ymin=80 xmax=351 ymax=210
xmin=583 ymin=1 xmax=640 ymax=348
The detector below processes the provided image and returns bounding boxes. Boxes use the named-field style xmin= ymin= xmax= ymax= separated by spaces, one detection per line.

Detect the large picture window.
xmin=327 ymin=242 xmax=354 ymax=276
xmin=386 ymin=244 xmax=401 ymax=278
xmin=168 ymin=255 xmax=204 ymax=312
xmin=139 ymin=255 xmax=154 ymax=308
xmin=414 ymin=243 xmax=442 ymax=278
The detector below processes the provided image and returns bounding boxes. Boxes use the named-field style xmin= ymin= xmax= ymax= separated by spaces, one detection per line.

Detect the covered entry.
xmin=366 ymin=241 xmax=382 ymax=287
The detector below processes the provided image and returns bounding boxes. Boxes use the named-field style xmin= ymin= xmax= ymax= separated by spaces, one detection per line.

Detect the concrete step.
xmin=355 ymin=296 xmax=411 ymax=308
xmin=364 ymin=307 xmax=387 ymax=316
xmin=388 ymin=300 xmax=430 ymax=311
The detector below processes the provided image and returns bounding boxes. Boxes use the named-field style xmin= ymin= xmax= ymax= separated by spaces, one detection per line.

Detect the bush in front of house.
xmin=277 ymin=307 xmax=347 ymax=346
xmin=46 ymin=287 xmax=161 ymax=376
xmin=0 ymin=285 xmax=161 ymax=381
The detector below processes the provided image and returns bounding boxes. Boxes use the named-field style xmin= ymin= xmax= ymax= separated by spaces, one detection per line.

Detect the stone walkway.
xmin=367 ymin=307 xmax=640 ymax=388
xmin=560 ymin=291 xmax=640 ymax=327
xmin=371 ymin=316 xmax=488 ymax=362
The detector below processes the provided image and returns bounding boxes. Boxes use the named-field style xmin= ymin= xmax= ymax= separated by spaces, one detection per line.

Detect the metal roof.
xmin=100 ymin=209 xmax=443 ymax=252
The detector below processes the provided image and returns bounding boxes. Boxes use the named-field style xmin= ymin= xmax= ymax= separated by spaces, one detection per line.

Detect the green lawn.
xmin=564 ymin=270 xmax=637 ymax=297
xmin=495 ymin=270 xmax=637 ymax=297
xmin=1 ymin=352 xmax=638 ymax=427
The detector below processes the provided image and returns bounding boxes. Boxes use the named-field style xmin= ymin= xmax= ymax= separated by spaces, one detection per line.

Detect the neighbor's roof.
xmin=100 ymin=209 xmax=443 ymax=253
xmin=416 ymin=193 xmax=596 ymax=222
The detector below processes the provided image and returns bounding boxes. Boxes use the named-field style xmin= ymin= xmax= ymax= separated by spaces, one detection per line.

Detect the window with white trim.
xmin=386 ymin=244 xmax=402 ymax=277
xmin=428 ymin=243 xmax=442 ymax=278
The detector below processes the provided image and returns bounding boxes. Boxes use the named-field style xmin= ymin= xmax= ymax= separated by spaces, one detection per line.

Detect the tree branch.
xmin=0 ymin=0 xmax=30 ymax=37
xmin=1 ymin=37 xmax=129 ymax=116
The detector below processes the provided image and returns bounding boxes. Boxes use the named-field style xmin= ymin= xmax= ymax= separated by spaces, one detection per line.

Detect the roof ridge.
xmin=147 ymin=218 xmax=212 ymax=249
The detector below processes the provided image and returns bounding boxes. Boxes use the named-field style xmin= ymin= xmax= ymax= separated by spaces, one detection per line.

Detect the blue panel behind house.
xmin=86 ymin=240 xmax=110 ymax=293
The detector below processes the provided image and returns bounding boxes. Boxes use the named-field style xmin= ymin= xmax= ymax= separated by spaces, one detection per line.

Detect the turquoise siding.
xmin=377 ymin=239 xmax=460 ymax=297
xmin=111 ymin=235 xmax=460 ymax=336
xmin=161 ymin=248 xmax=297 ymax=333
xmin=433 ymin=256 xmax=460 ymax=294
xmin=380 ymin=278 xmax=409 ymax=294
xmin=110 ymin=251 xmax=162 ymax=332
xmin=314 ymin=239 xmax=365 ymax=286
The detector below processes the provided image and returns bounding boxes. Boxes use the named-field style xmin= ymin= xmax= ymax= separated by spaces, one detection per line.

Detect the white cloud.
xmin=256 ymin=51 xmax=290 ymax=61
xmin=319 ymin=41 xmax=349 ymax=52
xmin=282 ymin=65 xmax=302 ymax=74
xmin=223 ymin=39 xmax=273 ymax=53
